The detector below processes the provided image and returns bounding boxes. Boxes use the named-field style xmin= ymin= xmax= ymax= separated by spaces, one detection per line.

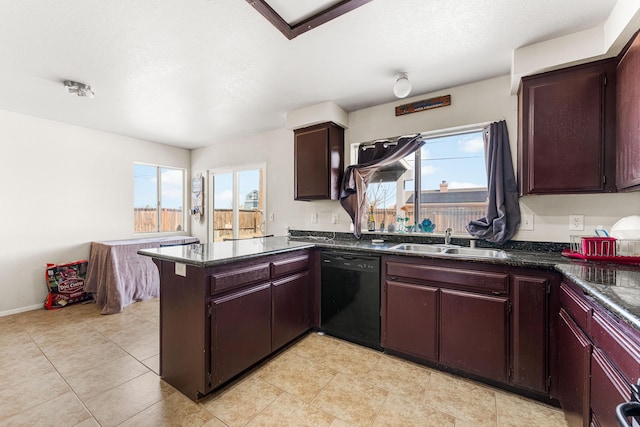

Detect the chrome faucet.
xmin=444 ymin=227 xmax=453 ymax=246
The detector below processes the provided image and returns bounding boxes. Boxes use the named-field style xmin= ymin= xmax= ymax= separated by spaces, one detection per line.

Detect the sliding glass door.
xmin=209 ymin=165 xmax=265 ymax=242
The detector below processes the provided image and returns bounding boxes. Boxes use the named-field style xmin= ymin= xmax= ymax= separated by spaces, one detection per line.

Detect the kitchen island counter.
xmin=138 ymin=236 xmax=314 ymax=268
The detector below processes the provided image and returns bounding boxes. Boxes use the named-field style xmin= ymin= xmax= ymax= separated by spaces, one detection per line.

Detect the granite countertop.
xmin=137 ymin=236 xmax=314 ymax=267
xmin=290 ymin=236 xmax=568 ymax=269
xmin=139 ymin=234 xmax=640 ymax=332
xmin=290 ymin=236 xmax=640 ymax=331
xmin=557 ymin=262 xmax=640 ymax=330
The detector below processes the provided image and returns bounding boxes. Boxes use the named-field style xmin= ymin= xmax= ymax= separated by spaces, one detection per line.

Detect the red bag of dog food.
xmin=44 ymin=260 xmax=92 ymax=309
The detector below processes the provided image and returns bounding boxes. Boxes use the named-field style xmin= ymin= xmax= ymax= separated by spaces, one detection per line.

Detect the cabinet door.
xmin=518 ymin=60 xmax=616 ymax=195
xmin=558 ymin=309 xmax=591 ymax=427
xmin=382 ymin=280 xmax=438 ymax=362
xmin=512 ymin=275 xmax=549 ymax=393
xmin=294 ymin=122 xmax=344 ymax=200
xmin=272 ymin=271 xmax=311 ymax=351
xmin=211 ymin=283 xmax=272 ymax=387
xmin=591 ymin=348 xmax=629 ymax=427
xmin=440 ymin=289 xmax=509 ymax=382
xmin=617 ymin=31 xmax=640 ymax=191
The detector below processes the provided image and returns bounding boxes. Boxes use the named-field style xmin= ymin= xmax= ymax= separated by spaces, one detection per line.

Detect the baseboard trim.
xmin=0 ymin=303 xmax=43 ymax=317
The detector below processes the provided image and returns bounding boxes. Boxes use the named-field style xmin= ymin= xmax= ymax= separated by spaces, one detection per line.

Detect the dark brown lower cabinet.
xmin=590 ymin=347 xmax=629 ymax=427
xmin=440 ymin=289 xmax=509 ymax=382
xmin=272 ymin=271 xmax=311 ymax=351
xmin=557 ymin=308 xmax=592 ymax=427
xmin=155 ymin=249 xmax=313 ymax=401
xmin=558 ymin=280 xmax=640 ymax=427
xmin=381 ymin=256 xmax=555 ymax=395
xmin=512 ymin=275 xmax=550 ymax=393
xmin=211 ymin=283 xmax=272 ymax=388
xmin=382 ymin=280 xmax=438 ymax=362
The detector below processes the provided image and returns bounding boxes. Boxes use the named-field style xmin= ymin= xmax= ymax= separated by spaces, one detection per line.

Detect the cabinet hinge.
xmin=508 ymin=368 xmax=513 ymax=379
xmin=546 ymin=283 xmax=551 ymax=294
xmin=547 ymin=375 xmax=552 ymax=390
xmin=507 ymin=301 xmax=512 ymax=314
xmin=207 ymin=302 xmax=212 ymax=318
xmin=604 ymin=75 xmax=607 ymax=86
xmin=603 ymin=175 xmax=607 ymax=185
xmin=207 ymin=372 xmax=212 ymax=386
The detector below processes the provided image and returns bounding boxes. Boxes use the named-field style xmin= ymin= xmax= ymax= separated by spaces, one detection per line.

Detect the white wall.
xmin=191 ymin=74 xmax=640 ymax=244
xmin=0 ymin=110 xmax=190 ymax=315
xmin=191 ymin=128 xmax=298 ymax=242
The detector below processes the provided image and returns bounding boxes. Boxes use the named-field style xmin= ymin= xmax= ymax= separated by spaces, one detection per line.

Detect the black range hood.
xmin=370 ymin=158 xmax=411 ymax=182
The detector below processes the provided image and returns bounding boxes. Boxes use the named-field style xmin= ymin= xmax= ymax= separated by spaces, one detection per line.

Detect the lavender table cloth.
xmin=85 ymin=236 xmax=199 ymax=314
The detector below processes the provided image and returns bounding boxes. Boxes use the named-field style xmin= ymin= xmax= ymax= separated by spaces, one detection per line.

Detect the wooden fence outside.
xmin=134 ymin=208 xmax=184 ymax=233
xmin=213 ymin=209 xmax=263 ymax=241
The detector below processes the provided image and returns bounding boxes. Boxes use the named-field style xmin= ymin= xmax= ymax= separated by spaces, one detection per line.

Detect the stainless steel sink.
xmin=442 ymin=247 xmax=508 ymax=258
xmin=389 ymin=243 xmax=507 ymax=259
xmin=389 ymin=243 xmax=445 ymax=253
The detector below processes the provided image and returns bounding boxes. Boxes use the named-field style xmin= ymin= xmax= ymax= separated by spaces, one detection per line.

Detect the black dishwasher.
xmin=320 ymin=251 xmax=381 ymax=350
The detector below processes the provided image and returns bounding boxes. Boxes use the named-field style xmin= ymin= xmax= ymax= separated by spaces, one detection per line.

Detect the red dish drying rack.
xmin=562 ymin=236 xmax=640 ymax=264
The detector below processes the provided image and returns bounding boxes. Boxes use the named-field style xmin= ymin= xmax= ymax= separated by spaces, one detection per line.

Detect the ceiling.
xmin=0 ymin=0 xmax=619 ymax=149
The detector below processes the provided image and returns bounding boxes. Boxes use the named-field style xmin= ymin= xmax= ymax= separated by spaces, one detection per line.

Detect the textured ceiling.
xmin=0 ymin=0 xmax=619 ymax=149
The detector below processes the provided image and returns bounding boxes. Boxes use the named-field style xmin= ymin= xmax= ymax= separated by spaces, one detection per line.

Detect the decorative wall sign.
xmin=395 ymin=94 xmax=451 ymax=116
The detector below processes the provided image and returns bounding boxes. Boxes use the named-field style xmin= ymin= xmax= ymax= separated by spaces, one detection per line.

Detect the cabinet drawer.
xmin=591 ymin=310 xmax=640 ymax=383
xmin=386 ymin=261 xmax=509 ymax=294
xmin=211 ymin=264 xmax=271 ymax=293
xmin=560 ymin=282 xmax=591 ymax=333
xmin=271 ymin=254 xmax=309 ymax=279
xmin=590 ymin=347 xmax=629 ymax=427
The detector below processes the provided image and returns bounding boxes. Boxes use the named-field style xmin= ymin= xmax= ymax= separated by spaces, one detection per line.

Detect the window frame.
xmin=352 ymin=123 xmax=488 ymax=234
xmin=207 ymin=163 xmax=267 ymax=243
xmin=133 ymin=162 xmax=187 ymax=234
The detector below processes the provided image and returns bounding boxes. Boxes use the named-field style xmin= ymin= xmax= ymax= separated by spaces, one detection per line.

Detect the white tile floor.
xmin=0 ymin=299 xmax=568 ymax=426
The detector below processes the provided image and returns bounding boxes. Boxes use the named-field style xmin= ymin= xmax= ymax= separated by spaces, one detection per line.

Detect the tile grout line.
xmin=20 ymin=326 xmax=100 ymax=426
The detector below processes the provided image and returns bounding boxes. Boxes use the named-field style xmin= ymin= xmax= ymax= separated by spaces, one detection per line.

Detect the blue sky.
xmin=213 ymin=169 xmax=261 ymax=209
xmin=420 ymin=131 xmax=486 ymax=190
xmin=134 ymin=164 xmax=184 ymax=209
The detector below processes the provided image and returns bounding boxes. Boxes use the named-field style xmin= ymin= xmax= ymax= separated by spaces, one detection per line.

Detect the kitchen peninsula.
xmin=138 ymin=237 xmax=316 ymax=401
xmin=140 ymin=235 xmax=640 ymax=427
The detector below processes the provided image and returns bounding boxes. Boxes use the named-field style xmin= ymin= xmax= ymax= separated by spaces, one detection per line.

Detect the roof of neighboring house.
xmin=406 ymin=189 xmax=488 ymax=204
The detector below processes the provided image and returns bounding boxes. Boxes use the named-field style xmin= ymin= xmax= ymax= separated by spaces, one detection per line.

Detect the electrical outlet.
xmin=268 ymin=212 xmax=274 ymax=222
xmin=569 ymin=214 xmax=584 ymax=231
xmin=331 ymin=213 xmax=338 ymax=224
xmin=311 ymin=213 xmax=318 ymax=224
xmin=520 ymin=214 xmax=534 ymax=230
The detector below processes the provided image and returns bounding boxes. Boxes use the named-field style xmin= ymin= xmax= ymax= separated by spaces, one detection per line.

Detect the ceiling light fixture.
xmin=64 ymin=80 xmax=94 ymax=98
xmin=393 ymin=73 xmax=411 ymax=99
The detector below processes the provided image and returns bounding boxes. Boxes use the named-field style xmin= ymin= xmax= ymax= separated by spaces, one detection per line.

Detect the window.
xmin=361 ymin=129 xmax=488 ymax=234
xmin=209 ymin=165 xmax=265 ymax=242
xmin=134 ymin=163 xmax=185 ymax=233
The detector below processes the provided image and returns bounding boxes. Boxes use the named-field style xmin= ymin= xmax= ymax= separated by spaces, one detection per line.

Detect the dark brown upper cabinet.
xmin=616 ymin=30 xmax=640 ymax=191
xmin=294 ymin=122 xmax=344 ymax=201
xmin=518 ymin=59 xmax=617 ymax=195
